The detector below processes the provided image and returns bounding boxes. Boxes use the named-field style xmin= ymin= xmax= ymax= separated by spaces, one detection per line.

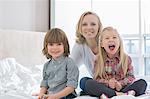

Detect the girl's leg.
xmin=83 ymin=78 xmax=116 ymax=98
xmin=121 ymin=79 xmax=147 ymax=96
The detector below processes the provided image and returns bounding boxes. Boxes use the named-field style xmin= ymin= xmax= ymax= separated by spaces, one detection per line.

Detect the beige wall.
xmin=0 ymin=0 xmax=49 ymax=32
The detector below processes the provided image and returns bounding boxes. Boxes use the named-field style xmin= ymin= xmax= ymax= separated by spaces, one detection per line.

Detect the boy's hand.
xmin=38 ymin=93 xmax=46 ymax=99
xmin=47 ymin=94 xmax=57 ymax=99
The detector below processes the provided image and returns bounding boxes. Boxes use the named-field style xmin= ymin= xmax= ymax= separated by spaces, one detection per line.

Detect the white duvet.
xmin=0 ymin=58 xmax=150 ymax=99
xmin=0 ymin=58 xmax=42 ymax=99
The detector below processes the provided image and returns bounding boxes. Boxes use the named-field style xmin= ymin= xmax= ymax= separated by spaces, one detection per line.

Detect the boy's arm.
xmin=38 ymin=87 xmax=47 ymax=99
xmin=49 ymin=86 xmax=75 ymax=99
xmin=47 ymin=58 xmax=79 ymax=99
xmin=39 ymin=87 xmax=47 ymax=94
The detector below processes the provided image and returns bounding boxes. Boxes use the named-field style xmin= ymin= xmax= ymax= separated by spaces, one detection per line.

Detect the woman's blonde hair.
xmin=42 ymin=28 xmax=70 ymax=59
xmin=76 ymin=11 xmax=102 ymax=44
xmin=94 ymin=27 xmax=128 ymax=79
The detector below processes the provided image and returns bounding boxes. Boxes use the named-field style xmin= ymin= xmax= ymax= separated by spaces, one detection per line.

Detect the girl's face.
xmin=101 ymin=30 xmax=120 ymax=58
xmin=81 ymin=14 xmax=99 ymax=40
xmin=47 ymin=42 xmax=64 ymax=59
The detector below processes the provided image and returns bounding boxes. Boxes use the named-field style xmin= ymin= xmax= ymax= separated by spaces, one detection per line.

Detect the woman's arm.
xmin=70 ymin=43 xmax=83 ymax=67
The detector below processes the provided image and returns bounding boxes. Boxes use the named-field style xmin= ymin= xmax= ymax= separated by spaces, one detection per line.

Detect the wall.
xmin=0 ymin=0 xmax=49 ymax=32
xmin=0 ymin=29 xmax=46 ymax=66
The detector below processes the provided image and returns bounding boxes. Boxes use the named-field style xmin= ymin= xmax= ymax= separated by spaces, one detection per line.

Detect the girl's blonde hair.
xmin=75 ymin=11 xmax=102 ymax=44
xmin=94 ymin=27 xmax=128 ymax=79
xmin=42 ymin=28 xmax=70 ymax=59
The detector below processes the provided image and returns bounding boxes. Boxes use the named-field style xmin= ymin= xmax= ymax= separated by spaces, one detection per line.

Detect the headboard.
xmin=0 ymin=29 xmax=47 ymax=67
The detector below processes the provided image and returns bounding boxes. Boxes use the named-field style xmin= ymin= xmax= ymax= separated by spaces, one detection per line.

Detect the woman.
xmin=70 ymin=11 xmax=102 ymax=77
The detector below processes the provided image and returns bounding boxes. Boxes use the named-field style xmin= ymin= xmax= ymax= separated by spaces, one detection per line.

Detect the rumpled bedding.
xmin=0 ymin=58 xmax=42 ymax=99
xmin=0 ymin=58 xmax=150 ymax=99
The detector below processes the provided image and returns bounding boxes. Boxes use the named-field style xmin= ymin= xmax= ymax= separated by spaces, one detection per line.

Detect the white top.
xmin=70 ymin=42 xmax=97 ymax=77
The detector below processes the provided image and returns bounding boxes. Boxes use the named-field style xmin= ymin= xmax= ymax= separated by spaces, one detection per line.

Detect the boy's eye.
xmin=48 ymin=43 xmax=53 ymax=46
xmin=57 ymin=43 xmax=62 ymax=45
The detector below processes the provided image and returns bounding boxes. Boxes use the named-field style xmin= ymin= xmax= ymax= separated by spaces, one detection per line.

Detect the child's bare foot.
xmin=100 ymin=94 xmax=108 ymax=99
xmin=127 ymin=90 xmax=136 ymax=96
xmin=116 ymin=92 xmax=125 ymax=96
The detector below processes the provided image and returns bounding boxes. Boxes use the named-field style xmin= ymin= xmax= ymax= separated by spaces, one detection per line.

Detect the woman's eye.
xmin=82 ymin=23 xmax=87 ymax=26
xmin=91 ymin=23 xmax=96 ymax=26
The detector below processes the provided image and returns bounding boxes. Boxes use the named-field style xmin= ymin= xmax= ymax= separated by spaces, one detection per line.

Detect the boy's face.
xmin=101 ymin=30 xmax=120 ymax=57
xmin=81 ymin=14 xmax=99 ymax=40
xmin=47 ymin=42 xmax=64 ymax=59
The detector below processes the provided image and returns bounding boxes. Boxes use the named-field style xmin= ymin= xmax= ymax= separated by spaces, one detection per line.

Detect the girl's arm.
xmin=96 ymin=78 xmax=109 ymax=86
xmin=118 ymin=56 xmax=135 ymax=87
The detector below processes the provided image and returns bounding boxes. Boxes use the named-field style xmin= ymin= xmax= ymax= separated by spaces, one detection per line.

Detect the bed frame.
xmin=0 ymin=29 xmax=46 ymax=66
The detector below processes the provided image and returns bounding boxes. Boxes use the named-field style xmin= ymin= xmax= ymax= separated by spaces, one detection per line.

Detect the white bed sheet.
xmin=0 ymin=58 xmax=42 ymax=99
xmin=75 ymin=94 xmax=150 ymax=99
xmin=0 ymin=58 xmax=150 ymax=99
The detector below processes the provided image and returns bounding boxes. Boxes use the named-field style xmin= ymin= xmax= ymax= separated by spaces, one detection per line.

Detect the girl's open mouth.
xmin=109 ymin=44 xmax=115 ymax=51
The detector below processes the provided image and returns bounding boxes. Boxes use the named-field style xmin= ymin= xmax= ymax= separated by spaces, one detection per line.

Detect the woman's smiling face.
xmin=81 ymin=14 xmax=99 ymax=40
xmin=101 ymin=30 xmax=120 ymax=58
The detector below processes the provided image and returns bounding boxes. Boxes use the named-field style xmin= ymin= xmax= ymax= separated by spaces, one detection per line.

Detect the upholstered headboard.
xmin=0 ymin=29 xmax=46 ymax=66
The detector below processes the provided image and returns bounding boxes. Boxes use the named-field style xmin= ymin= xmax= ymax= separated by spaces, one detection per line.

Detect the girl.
xmin=80 ymin=27 xmax=147 ymax=98
xmin=38 ymin=28 xmax=79 ymax=99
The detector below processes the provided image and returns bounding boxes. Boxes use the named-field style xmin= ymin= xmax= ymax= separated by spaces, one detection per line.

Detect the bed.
xmin=0 ymin=29 xmax=46 ymax=99
xmin=0 ymin=29 xmax=150 ymax=99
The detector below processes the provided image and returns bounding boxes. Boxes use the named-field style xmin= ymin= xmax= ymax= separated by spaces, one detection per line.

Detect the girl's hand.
xmin=108 ymin=78 xmax=116 ymax=89
xmin=115 ymin=81 xmax=122 ymax=91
